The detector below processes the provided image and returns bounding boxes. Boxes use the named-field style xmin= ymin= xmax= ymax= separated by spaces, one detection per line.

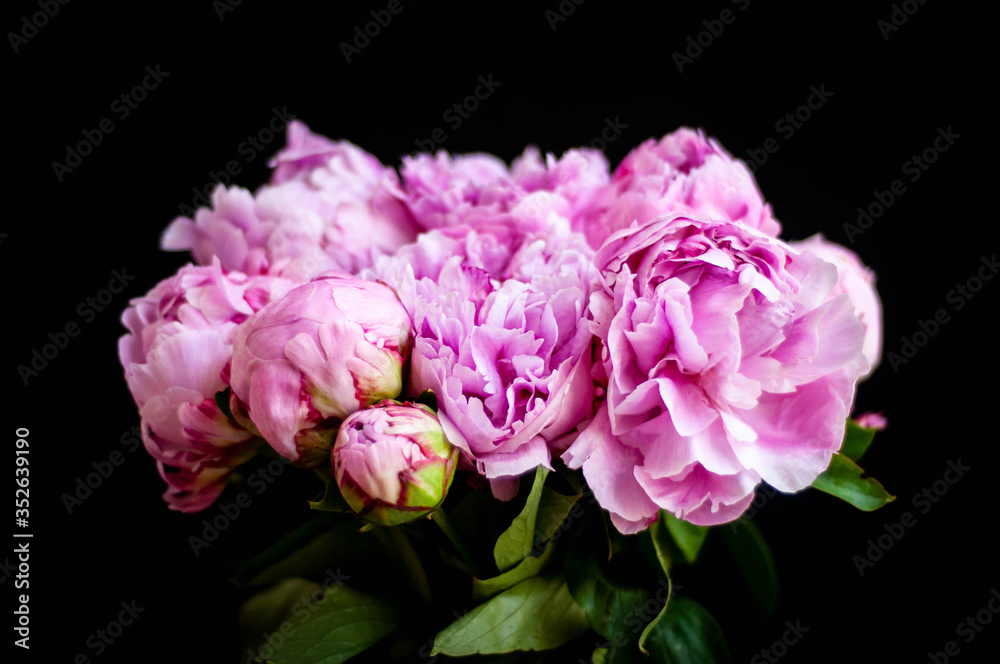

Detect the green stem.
xmin=374 ymin=526 xmax=432 ymax=607
xmin=431 ymin=508 xmax=478 ymax=577
xmin=312 ymin=465 xmax=333 ymax=484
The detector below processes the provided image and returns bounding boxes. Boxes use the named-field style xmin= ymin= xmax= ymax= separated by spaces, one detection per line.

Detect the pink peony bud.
xmin=230 ymin=273 xmax=413 ymax=466
xmin=333 ymin=400 xmax=458 ymax=526
xmin=854 ymin=411 xmax=887 ymax=430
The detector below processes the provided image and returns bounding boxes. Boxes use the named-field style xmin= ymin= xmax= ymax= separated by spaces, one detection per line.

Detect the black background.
xmin=6 ymin=1 xmax=995 ymax=662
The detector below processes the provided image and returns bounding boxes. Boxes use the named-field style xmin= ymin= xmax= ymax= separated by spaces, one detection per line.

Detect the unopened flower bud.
xmin=332 ymin=400 xmax=458 ymax=526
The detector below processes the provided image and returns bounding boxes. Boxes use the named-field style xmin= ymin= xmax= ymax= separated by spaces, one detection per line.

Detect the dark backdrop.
xmin=7 ymin=1 xmax=994 ymax=663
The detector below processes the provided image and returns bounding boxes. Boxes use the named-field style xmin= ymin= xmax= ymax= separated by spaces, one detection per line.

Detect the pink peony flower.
xmin=332 ymin=400 xmax=458 ymax=526
xmin=118 ymin=260 xmax=295 ymax=512
xmin=229 ymin=273 xmax=413 ymax=466
xmin=401 ymin=151 xmax=519 ymax=230
xmin=583 ymin=128 xmax=781 ymax=249
xmin=563 ymin=214 xmax=868 ymax=532
xmin=400 ymin=146 xmax=610 ymax=236
xmin=375 ymin=222 xmax=599 ymax=499
xmin=510 ymin=146 xmax=610 ymax=232
xmin=789 ymin=234 xmax=882 ymax=375
xmin=161 ymin=121 xmax=419 ymax=280
xmin=267 ymin=120 xmax=358 ymax=184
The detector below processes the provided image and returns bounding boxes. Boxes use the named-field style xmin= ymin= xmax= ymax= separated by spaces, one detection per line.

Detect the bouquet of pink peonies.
xmin=119 ymin=121 xmax=892 ymax=663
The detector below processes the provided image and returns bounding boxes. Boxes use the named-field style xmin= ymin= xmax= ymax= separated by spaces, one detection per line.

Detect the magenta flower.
xmin=333 ymin=400 xmax=458 ymax=526
xmin=161 ymin=122 xmax=419 ymax=280
xmin=400 ymin=146 xmax=610 ymax=236
xmin=401 ymin=151 xmax=519 ymax=230
xmin=583 ymin=128 xmax=782 ymax=249
xmin=376 ymin=223 xmax=599 ymax=499
xmin=563 ymin=215 xmax=868 ymax=532
xmin=510 ymin=146 xmax=610 ymax=232
xmin=789 ymin=234 xmax=882 ymax=375
xmin=267 ymin=119 xmax=362 ymax=184
xmin=118 ymin=260 xmax=295 ymax=512
xmin=229 ymin=273 xmax=413 ymax=466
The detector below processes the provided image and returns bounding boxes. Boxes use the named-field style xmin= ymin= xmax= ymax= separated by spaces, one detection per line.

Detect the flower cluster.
xmin=120 ymin=121 xmax=882 ymax=533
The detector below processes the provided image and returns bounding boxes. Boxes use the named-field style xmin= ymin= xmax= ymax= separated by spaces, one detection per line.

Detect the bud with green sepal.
xmin=332 ymin=399 xmax=459 ymax=526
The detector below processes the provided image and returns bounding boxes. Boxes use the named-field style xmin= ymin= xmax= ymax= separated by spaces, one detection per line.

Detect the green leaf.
xmin=473 ymin=543 xmax=554 ymax=601
xmin=431 ymin=576 xmax=589 ymax=656
xmin=638 ymin=595 xmax=731 ymax=664
xmin=494 ymin=466 xmax=549 ymax=572
xmin=840 ymin=418 xmax=878 ymax=461
xmin=663 ymin=512 xmax=709 ymax=564
xmin=449 ymin=483 xmax=512 ymax=542
xmin=564 ymin=549 xmax=670 ymax=650
xmin=533 ymin=486 xmax=582 ymax=553
xmin=240 ymin=578 xmax=323 ymax=645
xmin=230 ymin=519 xmax=387 ymax=588
xmin=230 ymin=515 xmax=337 ymax=587
xmin=812 ymin=453 xmax=895 ymax=511
xmin=720 ymin=520 xmax=778 ymax=619
xmin=308 ymin=478 xmax=349 ymax=513
xmin=555 ymin=464 xmax=585 ymax=495
xmin=264 ymin=583 xmax=400 ymax=664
